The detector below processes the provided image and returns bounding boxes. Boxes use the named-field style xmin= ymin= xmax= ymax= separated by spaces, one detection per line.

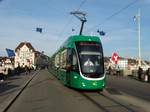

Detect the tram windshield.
xmin=76 ymin=42 xmax=104 ymax=78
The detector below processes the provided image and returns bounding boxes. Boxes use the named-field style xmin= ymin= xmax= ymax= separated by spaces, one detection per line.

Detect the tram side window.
xmin=55 ymin=54 xmax=60 ymax=68
xmin=60 ymin=50 xmax=67 ymax=69
xmin=72 ymin=50 xmax=79 ymax=72
xmin=60 ymin=53 xmax=63 ymax=68
xmin=67 ymin=48 xmax=72 ymax=65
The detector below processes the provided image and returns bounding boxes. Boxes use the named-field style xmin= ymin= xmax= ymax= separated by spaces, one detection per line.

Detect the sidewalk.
xmin=0 ymin=70 xmax=38 ymax=112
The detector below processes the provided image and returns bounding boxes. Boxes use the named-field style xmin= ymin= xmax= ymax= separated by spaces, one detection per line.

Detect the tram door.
xmin=66 ymin=48 xmax=78 ymax=85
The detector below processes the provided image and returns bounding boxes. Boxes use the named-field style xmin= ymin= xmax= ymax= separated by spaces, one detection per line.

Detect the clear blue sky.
xmin=0 ymin=0 xmax=150 ymax=60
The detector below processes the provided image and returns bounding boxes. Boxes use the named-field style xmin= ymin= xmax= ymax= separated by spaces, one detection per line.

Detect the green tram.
xmin=49 ymin=35 xmax=105 ymax=90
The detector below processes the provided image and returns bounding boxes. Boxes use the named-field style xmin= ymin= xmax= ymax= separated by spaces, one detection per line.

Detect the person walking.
xmin=24 ymin=65 xmax=28 ymax=75
xmin=138 ymin=67 xmax=143 ymax=81
xmin=27 ymin=66 xmax=31 ymax=74
xmin=146 ymin=68 xmax=150 ymax=82
xmin=116 ymin=66 xmax=120 ymax=77
xmin=0 ymin=64 xmax=5 ymax=82
xmin=108 ymin=66 xmax=112 ymax=75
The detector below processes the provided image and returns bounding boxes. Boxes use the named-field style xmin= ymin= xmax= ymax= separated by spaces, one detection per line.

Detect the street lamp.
xmin=134 ymin=9 xmax=141 ymax=67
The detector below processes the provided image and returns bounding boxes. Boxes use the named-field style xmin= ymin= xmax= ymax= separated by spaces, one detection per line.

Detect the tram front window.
xmin=76 ymin=42 xmax=104 ymax=78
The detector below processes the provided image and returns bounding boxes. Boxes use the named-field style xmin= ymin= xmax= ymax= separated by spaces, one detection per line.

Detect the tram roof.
xmin=51 ymin=35 xmax=101 ymax=56
xmin=62 ymin=35 xmax=101 ymax=48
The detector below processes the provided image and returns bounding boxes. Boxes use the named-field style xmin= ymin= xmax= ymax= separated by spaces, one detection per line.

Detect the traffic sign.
xmin=111 ymin=52 xmax=119 ymax=64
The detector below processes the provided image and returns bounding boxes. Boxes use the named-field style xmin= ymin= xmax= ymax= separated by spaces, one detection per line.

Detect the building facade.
xmin=14 ymin=42 xmax=36 ymax=68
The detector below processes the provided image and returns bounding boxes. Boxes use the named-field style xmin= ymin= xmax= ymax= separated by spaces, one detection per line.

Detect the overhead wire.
xmin=86 ymin=0 xmax=139 ymax=33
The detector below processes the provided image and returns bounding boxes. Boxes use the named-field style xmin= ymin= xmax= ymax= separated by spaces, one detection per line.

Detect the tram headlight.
xmin=92 ymin=82 xmax=97 ymax=86
xmin=74 ymin=76 xmax=78 ymax=79
xmin=82 ymin=82 xmax=86 ymax=87
xmin=102 ymin=82 xmax=105 ymax=87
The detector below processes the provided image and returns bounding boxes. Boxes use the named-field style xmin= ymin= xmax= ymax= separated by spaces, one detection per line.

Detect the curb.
xmin=0 ymin=70 xmax=39 ymax=112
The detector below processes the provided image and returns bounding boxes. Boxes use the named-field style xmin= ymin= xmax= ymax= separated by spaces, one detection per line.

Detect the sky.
xmin=0 ymin=0 xmax=150 ymax=60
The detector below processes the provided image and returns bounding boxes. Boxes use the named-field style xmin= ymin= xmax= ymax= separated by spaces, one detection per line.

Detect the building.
xmin=14 ymin=42 xmax=36 ymax=68
xmin=117 ymin=58 xmax=128 ymax=70
xmin=34 ymin=51 xmax=49 ymax=69
xmin=0 ymin=57 xmax=14 ymax=75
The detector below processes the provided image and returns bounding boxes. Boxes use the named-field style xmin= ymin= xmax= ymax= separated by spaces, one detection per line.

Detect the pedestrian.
xmin=0 ymin=64 xmax=5 ymax=82
xmin=25 ymin=65 xmax=28 ymax=75
xmin=146 ymin=68 xmax=150 ymax=82
xmin=116 ymin=66 xmax=120 ymax=77
xmin=138 ymin=67 xmax=143 ymax=81
xmin=108 ymin=66 xmax=112 ymax=75
xmin=27 ymin=66 xmax=31 ymax=74
xmin=16 ymin=63 xmax=21 ymax=75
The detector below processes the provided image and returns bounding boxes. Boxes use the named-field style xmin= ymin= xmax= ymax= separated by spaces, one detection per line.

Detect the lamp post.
xmin=137 ymin=9 xmax=141 ymax=67
xmin=134 ymin=9 xmax=141 ymax=67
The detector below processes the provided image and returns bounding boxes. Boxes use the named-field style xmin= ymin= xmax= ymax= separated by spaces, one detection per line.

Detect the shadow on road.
xmin=0 ymin=82 xmax=19 ymax=94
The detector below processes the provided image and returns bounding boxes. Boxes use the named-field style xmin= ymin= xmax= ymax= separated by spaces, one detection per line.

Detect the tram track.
xmin=78 ymin=90 xmax=145 ymax=112
xmin=79 ymin=91 xmax=111 ymax=112
xmin=2 ymin=70 xmax=146 ymax=112
xmin=99 ymin=91 xmax=138 ymax=112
